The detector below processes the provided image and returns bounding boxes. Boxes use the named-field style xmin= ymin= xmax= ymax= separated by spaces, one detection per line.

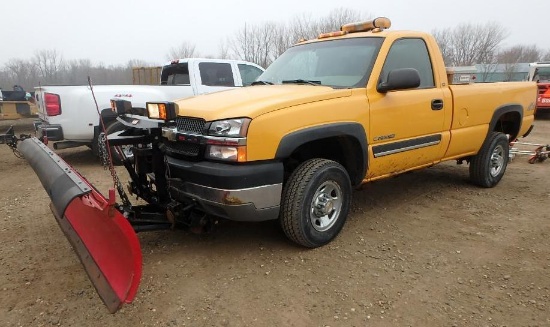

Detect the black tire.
xmin=280 ymin=158 xmax=352 ymax=248
xmin=103 ymin=121 xmax=133 ymax=165
xmin=469 ymin=132 xmax=509 ymax=188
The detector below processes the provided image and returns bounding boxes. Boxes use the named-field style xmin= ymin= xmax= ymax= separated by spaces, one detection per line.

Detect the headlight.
xmin=208 ymin=118 xmax=251 ymax=137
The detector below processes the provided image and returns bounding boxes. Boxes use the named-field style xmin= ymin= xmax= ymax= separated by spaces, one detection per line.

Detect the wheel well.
xmin=283 ymin=136 xmax=364 ymax=187
xmin=99 ymin=108 xmax=118 ymax=130
xmin=492 ymin=111 xmax=521 ymax=140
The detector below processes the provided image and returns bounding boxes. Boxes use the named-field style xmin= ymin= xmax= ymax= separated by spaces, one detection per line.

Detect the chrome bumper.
xmin=171 ymin=182 xmax=282 ymax=222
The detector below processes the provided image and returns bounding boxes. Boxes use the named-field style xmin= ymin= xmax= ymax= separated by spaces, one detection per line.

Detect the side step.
xmin=53 ymin=140 xmax=87 ymax=150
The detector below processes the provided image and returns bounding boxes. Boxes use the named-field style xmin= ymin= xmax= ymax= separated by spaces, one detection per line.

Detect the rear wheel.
xmin=280 ymin=158 xmax=352 ymax=248
xmin=469 ymin=132 xmax=509 ymax=188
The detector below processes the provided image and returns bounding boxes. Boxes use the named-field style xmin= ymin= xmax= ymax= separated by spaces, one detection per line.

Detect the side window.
xmin=238 ymin=64 xmax=264 ymax=86
xmin=381 ymin=38 xmax=435 ymax=88
xmin=199 ymin=62 xmax=235 ymax=87
xmin=161 ymin=63 xmax=190 ymax=85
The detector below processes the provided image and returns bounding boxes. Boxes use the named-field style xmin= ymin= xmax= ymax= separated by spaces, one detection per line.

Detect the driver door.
xmin=367 ymin=38 xmax=447 ymax=178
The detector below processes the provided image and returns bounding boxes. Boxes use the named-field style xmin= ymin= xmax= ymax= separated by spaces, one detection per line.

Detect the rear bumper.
xmin=166 ymin=156 xmax=284 ymax=222
xmin=35 ymin=121 xmax=64 ymax=141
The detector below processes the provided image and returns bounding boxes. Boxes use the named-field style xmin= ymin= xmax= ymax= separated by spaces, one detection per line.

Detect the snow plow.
xmin=0 ymin=109 xmax=214 ymax=313
xmin=1 ymin=126 xmax=142 ymax=313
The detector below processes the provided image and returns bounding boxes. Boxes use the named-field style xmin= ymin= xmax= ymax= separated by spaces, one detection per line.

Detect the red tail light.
xmin=44 ymin=93 xmax=61 ymax=116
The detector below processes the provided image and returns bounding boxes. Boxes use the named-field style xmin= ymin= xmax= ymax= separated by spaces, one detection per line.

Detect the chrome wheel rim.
xmin=489 ymin=144 xmax=505 ymax=177
xmin=121 ymin=145 xmax=134 ymax=159
xmin=310 ymin=181 xmax=343 ymax=232
xmin=114 ymin=145 xmax=134 ymax=160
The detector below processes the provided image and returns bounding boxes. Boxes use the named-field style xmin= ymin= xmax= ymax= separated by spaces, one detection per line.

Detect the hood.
xmin=174 ymin=85 xmax=352 ymax=120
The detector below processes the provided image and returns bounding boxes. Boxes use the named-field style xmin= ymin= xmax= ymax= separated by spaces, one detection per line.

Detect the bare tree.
xmin=166 ymin=41 xmax=197 ymax=60
xmin=497 ymin=45 xmax=543 ymax=81
xmin=34 ymin=49 xmax=65 ymax=84
xmin=318 ymin=7 xmax=366 ymax=34
xmin=287 ymin=8 xmax=369 ymax=44
xmin=2 ymin=59 xmax=38 ymax=90
xmin=126 ymin=59 xmax=150 ymax=68
xmin=63 ymin=59 xmax=93 ymax=85
xmin=543 ymin=50 xmax=550 ymax=61
xmin=228 ymin=8 xmax=371 ymax=67
xmin=216 ymin=39 xmax=234 ymax=60
xmin=432 ymin=28 xmax=454 ymax=66
xmin=433 ymin=22 xmax=508 ymax=67
xmin=230 ymin=22 xmax=278 ymax=68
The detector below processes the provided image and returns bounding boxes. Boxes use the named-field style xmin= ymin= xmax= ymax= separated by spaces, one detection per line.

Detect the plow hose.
xmin=18 ymin=138 xmax=142 ymax=313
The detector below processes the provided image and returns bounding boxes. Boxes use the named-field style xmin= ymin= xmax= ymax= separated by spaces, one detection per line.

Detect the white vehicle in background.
xmin=33 ymin=58 xmax=264 ymax=154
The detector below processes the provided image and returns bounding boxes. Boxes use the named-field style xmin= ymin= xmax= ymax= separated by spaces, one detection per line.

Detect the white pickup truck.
xmin=33 ymin=58 xmax=264 ymax=153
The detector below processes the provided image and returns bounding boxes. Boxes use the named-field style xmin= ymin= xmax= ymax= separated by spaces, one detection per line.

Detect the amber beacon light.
xmin=318 ymin=17 xmax=391 ymax=39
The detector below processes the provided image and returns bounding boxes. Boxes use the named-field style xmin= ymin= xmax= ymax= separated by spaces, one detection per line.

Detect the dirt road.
xmin=0 ymin=117 xmax=549 ymax=326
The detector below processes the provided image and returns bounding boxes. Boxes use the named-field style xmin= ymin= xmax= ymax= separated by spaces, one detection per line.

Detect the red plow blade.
xmin=19 ymin=138 xmax=142 ymax=313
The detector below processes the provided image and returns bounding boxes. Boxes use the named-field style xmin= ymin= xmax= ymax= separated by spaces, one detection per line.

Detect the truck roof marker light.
xmin=318 ymin=31 xmax=348 ymax=39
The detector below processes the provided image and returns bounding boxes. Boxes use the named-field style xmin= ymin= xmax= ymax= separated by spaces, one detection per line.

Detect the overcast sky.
xmin=3 ymin=0 xmax=547 ymax=67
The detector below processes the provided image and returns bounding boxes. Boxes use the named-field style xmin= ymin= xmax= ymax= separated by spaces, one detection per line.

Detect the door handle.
xmin=431 ymin=99 xmax=444 ymax=110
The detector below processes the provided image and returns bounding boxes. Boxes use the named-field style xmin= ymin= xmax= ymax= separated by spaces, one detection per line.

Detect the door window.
xmin=380 ymin=38 xmax=435 ymax=88
xmin=199 ymin=62 xmax=235 ymax=87
xmin=238 ymin=64 xmax=264 ymax=86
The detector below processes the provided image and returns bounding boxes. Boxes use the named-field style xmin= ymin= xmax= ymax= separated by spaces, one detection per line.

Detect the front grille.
xmin=176 ymin=117 xmax=205 ymax=134
xmin=164 ymin=139 xmax=200 ymax=156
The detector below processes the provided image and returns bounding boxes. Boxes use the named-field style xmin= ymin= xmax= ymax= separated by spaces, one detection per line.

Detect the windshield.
xmin=534 ymin=67 xmax=550 ymax=82
xmin=258 ymin=37 xmax=384 ymax=88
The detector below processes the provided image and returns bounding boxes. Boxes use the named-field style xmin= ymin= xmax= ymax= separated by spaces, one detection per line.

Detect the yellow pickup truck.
xmin=149 ymin=17 xmax=535 ymax=248
xmin=6 ymin=17 xmax=536 ymax=312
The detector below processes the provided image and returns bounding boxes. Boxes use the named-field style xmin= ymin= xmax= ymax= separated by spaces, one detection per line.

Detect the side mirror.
xmin=377 ymin=68 xmax=421 ymax=93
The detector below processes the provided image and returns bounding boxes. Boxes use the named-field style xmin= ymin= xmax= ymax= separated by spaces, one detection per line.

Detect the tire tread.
xmin=281 ymin=158 xmax=347 ymax=247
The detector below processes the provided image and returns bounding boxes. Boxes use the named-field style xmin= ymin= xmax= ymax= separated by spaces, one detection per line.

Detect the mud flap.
xmin=18 ymin=138 xmax=142 ymax=313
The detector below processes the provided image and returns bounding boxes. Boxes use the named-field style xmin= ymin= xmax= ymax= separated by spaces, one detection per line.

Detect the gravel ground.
xmin=0 ymin=116 xmax=549 ymax=326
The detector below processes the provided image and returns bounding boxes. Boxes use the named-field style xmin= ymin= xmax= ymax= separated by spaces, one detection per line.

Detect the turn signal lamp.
xmin=147 ymin=102 xmax=177 ymax=121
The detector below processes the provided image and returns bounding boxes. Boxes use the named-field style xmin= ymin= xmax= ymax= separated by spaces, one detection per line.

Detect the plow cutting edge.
xmin=19 ymin=137 xmax=142 ymax=313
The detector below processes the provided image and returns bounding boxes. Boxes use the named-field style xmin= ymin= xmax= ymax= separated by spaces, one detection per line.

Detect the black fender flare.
xmin=275 ymin=122 xmax=368 ymax=185
xmin=487 ymin=104 xmax=523 ymax=139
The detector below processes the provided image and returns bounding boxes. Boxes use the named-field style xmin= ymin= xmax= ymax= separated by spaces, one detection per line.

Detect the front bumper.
xmin=35 ymin=121 xmax=64 ymax=141
xmin=166 ymin=156 xmax=284 ymax=222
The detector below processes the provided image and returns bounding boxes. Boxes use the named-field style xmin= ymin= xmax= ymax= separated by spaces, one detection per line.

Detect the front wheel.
xmin=280 ymin=158 xmax=352 ymax=248
xmin=469 ymin=132 xmax=509 ymax=188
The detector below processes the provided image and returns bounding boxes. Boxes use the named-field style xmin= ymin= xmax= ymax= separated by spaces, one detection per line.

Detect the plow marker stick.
xmin=19 ymin=138 xmax=142 ymax=313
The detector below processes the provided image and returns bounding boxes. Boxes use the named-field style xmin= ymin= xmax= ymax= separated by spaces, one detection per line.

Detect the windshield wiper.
xmin=282 ymin=79 xmax=321 ymax=86
xmin=251 ymin=80 xmax=274 ymax=85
